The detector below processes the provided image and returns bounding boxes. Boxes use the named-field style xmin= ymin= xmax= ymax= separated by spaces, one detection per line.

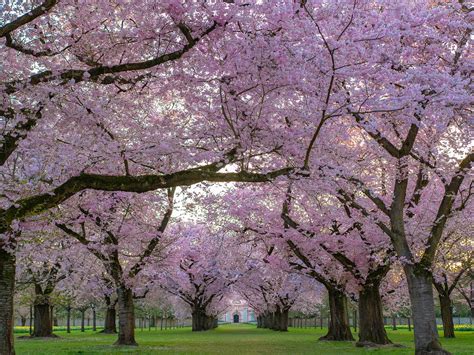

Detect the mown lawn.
xmin=14 ymin=323 xmax=474 ymax=354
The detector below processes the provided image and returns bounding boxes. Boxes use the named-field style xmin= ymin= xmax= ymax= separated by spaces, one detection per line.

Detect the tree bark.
xmin=32 ymin=295 xmax=54 ymax=337
xmin=66 ymin=306 xmax=71 ymax=333
xmin=439 ymin=294 xmax=455 ymax=338
xmin=101 ymin=306 xmax=117 ymax=334
xmin=269 ymin=308 xmax=289 ymax=331
xmin=405 ymin=265 xmax=449 ymax=354
xmin=92 ymin=307 xmax=96 ymax=331
xmin=263 ymin=311 xmax=272 ymax=329
xmin=319 ymin=287 xmax=353 ymax=341
xmin=115 ymin=286 xmax=137 ymax=345
xmin=20 ymin=316 xmax=26 ymax=327
xmin=0 ymin=248 xmax=15 ymax=355
xmin=277 ymin=309 xmax=289 ymax=331
xmin=191 ymin=307 xmax=215 ymax=331
xmin=357 ymin=284 xmax=391 ymax=345
xmin=80 ymin=309 xmax=85 ymax=332
xmin=29 ymin=305 xmax=33 ymax=335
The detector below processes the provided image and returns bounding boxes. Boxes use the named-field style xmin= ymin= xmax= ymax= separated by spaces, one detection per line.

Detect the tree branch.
xmin=0 ymin=0 xmax=58 ymax=38
xmin=1 ymin=165 xmax=293 ymax=231
xmin=420 ymin=152 xmax=474 ymax=266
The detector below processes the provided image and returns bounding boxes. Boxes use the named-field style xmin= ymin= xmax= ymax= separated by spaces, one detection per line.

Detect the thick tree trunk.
xmin=439 ymin=294 xmax=455 ymax=338
xmin=204 ymin=315 xmax=217 ymax=330
xmin=266 ymin=312 xmax=274 ymax=329
xmin=320 ymin=287 xmax=353 ymax=341
xmin=405 ymin=265 xmax=449 ymax=354
xmin=269 ymin=309 xmax=289 ymax=331
xmin=32 ymin=295 xmax=54 ymax=337
xmin=357 ymin=284 xmax=391 ymax=345
xmin=263 ymin=311 xmax=273 ymax=329
xmin=191 ymin=307 xmax=215 ymax=331
xmin=277 ymin=309 xmax=289 ymax=331
xmin=102 ymin=306 xmax=117 ymax=334
xmin=0 ymin=248 xmax=15 ymax=355
xmin=263 ymin=311 xmax=272 ymax=329
xmin=115 ymin=286 xmax=137 ymax=345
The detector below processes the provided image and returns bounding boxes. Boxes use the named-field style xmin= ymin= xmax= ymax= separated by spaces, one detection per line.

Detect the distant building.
xmin=219 ymin=298 xmax=256 ymax=323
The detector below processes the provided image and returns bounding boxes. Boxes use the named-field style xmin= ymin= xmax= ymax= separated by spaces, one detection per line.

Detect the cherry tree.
xmin=433 ymin=219 xmax=473 ymax=338
xmin=219 ymin=185 xmax=355 ymax=340
xmin=281 ymin=198 xmax=393 ymax=344
xmin=455 ymin=273 xmax=474 ymax=318
xmin=157 ymin=225 xmax=240 ymax=331
xmin=15 ymin=226 xmax=78 ymax=338
xmin=238 ymin=253 xmax=318 ymax=332
xmin=55 ymin=190 xmax=176 ymax=345
xmin=55 ymin=256 xmax=113 ymax=334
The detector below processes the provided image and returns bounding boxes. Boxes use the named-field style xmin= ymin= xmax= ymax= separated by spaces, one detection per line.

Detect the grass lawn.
xmin=14 ymin=323 xmax=474 ymax=354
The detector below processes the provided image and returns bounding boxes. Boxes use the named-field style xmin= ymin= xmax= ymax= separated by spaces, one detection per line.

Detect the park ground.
xmin=14 ymin=323 xmax=474 ymax=354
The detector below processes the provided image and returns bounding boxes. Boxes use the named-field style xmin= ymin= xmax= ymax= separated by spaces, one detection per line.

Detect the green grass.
xmin=14 ymin=323 xmax=474 ymax=354
xmin=14 ymin=326 xmax=100 ymax=334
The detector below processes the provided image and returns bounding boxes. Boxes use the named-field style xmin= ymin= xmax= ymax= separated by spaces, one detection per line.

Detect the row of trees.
xmin=14 ymin=221 xmax=472 ymax=344
xmin=1 ymin=1 xmax=472 ymax=354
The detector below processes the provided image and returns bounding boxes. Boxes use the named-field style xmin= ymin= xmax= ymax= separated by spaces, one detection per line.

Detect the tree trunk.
xmin=0 ymin=248 xmax=15 ymax=355
xmin=66 ymin=307 xmax=71 ymax=333
xmin=261 ymin=313 xmax=267 ymax=328
xmin=191 ymin=307 xmax=215 ymax=331
xmin=352 ymin=310 xmax=357 ymax=332
xmin=32 ymin=295 xmax=54 ymax=337
xmin=439 ymin=294 xmax=455 ymax=338
xmin=51 ymin=306 xmax=58 ymax=327
xmin=80 ymin=309 xmax=85 ymax=332
xmin=262 ymin=311 xmax=272 ymax=329
xmin=29 ymin=305 xmax=33 ymax=335
xmin=20 ymin=316 xmax=26 ymax=327
xmin=470 ymin=281 xmax=474 ymax=318
xmin=278 ymin=309 xmax=289 ymax=331
xmin=319 ymin=287 xmax=354 ymax=341
xmin=269 ymin=308 xmax=289 ymax=331
xmin=115 ymin=286 xmax=137 ymax=345
xmin=357 ymin=284 xmax=391 ymax=345
xmin=102 ymin=306 xmax=117 ymax=334
xmin=192 ymin=309 xmax=206 ymax=331
xmin=405 ymin=265 xmax=449 ymax=354
xmin=92 ymin=307 xmax=96 ymax=331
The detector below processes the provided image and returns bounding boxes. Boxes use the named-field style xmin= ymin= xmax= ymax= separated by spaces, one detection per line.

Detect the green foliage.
xmin=14 ymin=323 xmax=474 ymax=354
